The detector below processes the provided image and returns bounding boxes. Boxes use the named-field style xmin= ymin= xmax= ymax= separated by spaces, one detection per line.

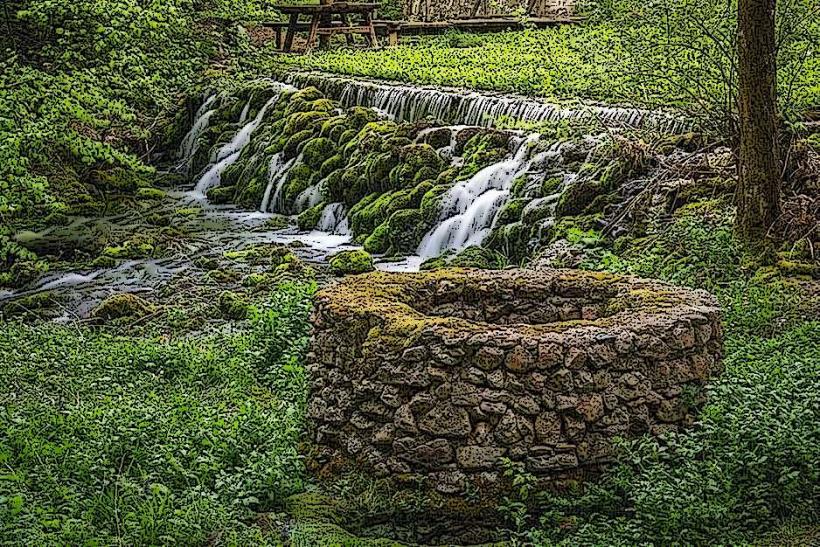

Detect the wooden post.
xmin=364 ymin=10 xmax=379 ymax=47
xmin=283 ymin=13 xmax=299 ymax=52
xmin=341 ymin=13 xmax=356 ymax=46
xmin=306 ymin=13 xmax=321 ymax=51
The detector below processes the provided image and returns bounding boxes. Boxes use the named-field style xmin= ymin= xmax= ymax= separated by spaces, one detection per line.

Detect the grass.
xmin=0 ymin=283 xmax=314 ymax=545
xmin=259 ymin=23 xmax=820 ymax=119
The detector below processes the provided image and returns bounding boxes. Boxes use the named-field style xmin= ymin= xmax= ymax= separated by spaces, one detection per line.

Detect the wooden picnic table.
xmin=273 ymin=2 xmax=380 ymax=52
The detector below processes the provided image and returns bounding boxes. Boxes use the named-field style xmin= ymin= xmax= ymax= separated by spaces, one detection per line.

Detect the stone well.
xmin=306 ymin=268 xmax=722 ymax=495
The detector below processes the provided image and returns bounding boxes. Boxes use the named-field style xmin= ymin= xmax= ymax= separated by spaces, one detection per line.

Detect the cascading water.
xmin=417 ymin=134 xmax=543 ymax=258
xmin=193 ymin=85 xmax=294 ymax=197
xmin=285 ymin=73 xmax=690 ymax=133
xmin=261 ymin=153 xmax=298 ymax=213
xmin=316 ymin=203 xmax=350 ymax=235
xmin=295 ymin=181 xmax=324 ymax=212
xmin=178 ymin=94 xmax=218 ymax=170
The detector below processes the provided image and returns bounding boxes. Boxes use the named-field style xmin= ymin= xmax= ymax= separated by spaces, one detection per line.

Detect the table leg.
xmin=283 ymin=13 xmax=298 ymax=52
xmin=306 ymin=14 xmax=321 ymax=52
xmin=340 ymin=14 xmax=355 ymax=46
xmin=319 ymin=12 xmax=332 ymax=49
xmin=365 ymin=12 xmax=378 ymax=48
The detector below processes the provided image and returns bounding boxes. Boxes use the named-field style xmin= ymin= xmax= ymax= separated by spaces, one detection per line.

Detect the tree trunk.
xmin=736 ymin=0 xmax=781 ymax=245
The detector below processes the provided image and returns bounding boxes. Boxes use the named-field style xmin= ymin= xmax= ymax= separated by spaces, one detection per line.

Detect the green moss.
xmin=329 ymin=249 xmax=375 ymax=276
xmin=284 ymin=129 xmax=316 ymax=158
xmin=421 ymin=246 xmax=508 ymax=270
xmin=302 ymin=137 xmax=336 ymax=170
xmin=218 ymin=290 xmax=249 ymax=319
xmin=206 ymin=185 xmax=236 ymax=205
xmin=102 ymin=236 xmax=155 ymax=259
xmin=298 ymin=201 xmax=326 ymax=230
xmin=136 ymin=187 xmax=166 ymax=200
xmin=207 ymin=268 xmax=240 ymax=283
xmin=495 ymin=198 xmax=526 ymax=225
xmin=284 ymin=164 xmax=315 ymax=206
xmin=777 ymin=260 xmax=820 ymax=279
xmin=175 ymin=207 xmax=202 ymax=217
xmin=389 ymin=144 xmax=444 ymax=187
xmin=363 ymin=222 xmax=390 ymax=254
xmin=91 ymin=293 xmax=155 ymax=321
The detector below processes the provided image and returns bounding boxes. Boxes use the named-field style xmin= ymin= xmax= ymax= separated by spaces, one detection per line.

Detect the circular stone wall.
xmin=306 ymin=268 xmax=722 ymax=496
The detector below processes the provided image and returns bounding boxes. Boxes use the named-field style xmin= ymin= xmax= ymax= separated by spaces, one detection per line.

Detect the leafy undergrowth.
xmin=523 ymin=322 xmax=820 ymax=545
xmin=500 ymin=204 xmax=820 ymax=545
xmin=0 ymin=283 xmax=314 ymax=544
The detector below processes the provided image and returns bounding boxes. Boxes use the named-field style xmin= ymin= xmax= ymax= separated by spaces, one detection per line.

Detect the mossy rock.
xmin=495 ymin=198 xmax=526 ymax=226
xmin=285 ymin=111 xmax=330 ymax=137
xmin=363 ymin=222 xmax=390 ymax=254
xmin=385 ymin=209 xmax=428 ymax=253
xmin=136 ymin=187 xmax=167 ymax=201
xmin=284 ymin=164 xmax=316 ymax=207
xmin=319 ymin=154 xmax=345 ymax=179
xmin=91 ymin=293 xmax=155 ymax=321
xmin=218 ymin=290 xmax=249 ymax=319
xmin=207 ymin=268 xmax=241 ymax=283
xmin=554 ymin=176 xmax=601 ymax=217
xmin=298 ymin=201 xmax=326 ymax=230
xmin=420 ymin=246 xmax=508 ymax=270
xmin=390 ymin=144 xmax=444 ymax=187
xmin=102 ymin=236 xmax=155 ymax=260
xmin=206 ymin=185 xmax=236 ymax=205
xmin=329 ymin=249 xmax=375 ymax=276
xmin=418 ymin=127 xmax=452 ymax=150
xmin=302 ymin=137 xmax=337 ymax=170
xmin=2 ymin=291 xmax=64 ymax=319
xmin=284 ymin=129 xmax=316 ymax=159
xmin=777 ymin=260 xmax=820 ymax=279
xmin=92 ymin=167 xmax=154 ymax=192
xmin=145 ymin=213 xmax=170 ymax=227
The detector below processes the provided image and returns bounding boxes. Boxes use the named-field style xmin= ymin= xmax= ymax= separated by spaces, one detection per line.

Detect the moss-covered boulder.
xmin=218 ymin=290 xmax=249 ymax=319
xmin=91 ymin=293 xmax=155 ymax=321
xmin=329 ymin=249 xmax=375 ymax=276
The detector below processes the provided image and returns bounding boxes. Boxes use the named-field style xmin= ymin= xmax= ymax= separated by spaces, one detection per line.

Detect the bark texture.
xmin=736 ymin=0 xmax=781 ymax=243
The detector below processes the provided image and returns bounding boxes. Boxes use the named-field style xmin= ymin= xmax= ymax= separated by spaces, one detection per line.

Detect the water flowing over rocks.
xmin=306 ymin=268 xmax=723 ymax=498
xmin=285 ymin=72 xmax=690 ymax=133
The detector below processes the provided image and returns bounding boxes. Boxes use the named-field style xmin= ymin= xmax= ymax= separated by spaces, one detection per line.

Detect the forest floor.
xmin=2 ymin=5 xmax=820 ymax=544
xmin=1 ymin=155 xmax=819 ymax=544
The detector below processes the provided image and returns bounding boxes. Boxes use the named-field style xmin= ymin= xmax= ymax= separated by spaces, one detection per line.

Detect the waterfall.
xmin=194 ymin=94 xmax=280 ymax=197
xmin=295 ymin=181 xmax=325 ymax=213
xmin=316 ymin=203 xmax=350 ymax=235
xmin=178 ymin=94 xmax=218 ymax=169
xmin=417 ymin=134 xmax=543 ymax=259
xmin=261 ymin=153 xmax=297 ymax=213
xmin=284 ymin=73 xmax=690 ymax=133
xmin=238 ymin=100 xmax=252 ymax=125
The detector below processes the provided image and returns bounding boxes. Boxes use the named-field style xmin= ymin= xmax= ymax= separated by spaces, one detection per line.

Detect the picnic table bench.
xmin=271 ymin=2 xmax=380 ymax=52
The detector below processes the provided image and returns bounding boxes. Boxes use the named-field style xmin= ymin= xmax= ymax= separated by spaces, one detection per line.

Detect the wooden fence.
xmin=403 ymin=0 xmax=576 ymax=22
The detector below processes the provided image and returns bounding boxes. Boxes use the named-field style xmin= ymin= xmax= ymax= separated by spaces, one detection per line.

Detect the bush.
xmin=527 ymin=322 xmax=820 ymax=546
xmin=0 ymin=282 xmax=316 ymax=544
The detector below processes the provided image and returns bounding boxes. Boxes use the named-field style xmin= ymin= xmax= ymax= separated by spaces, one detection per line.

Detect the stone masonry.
xmin=306 ymin=268 xmax=723 ymax=496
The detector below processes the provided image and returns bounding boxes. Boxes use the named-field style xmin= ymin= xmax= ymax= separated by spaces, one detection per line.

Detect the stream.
xmin=2 ymin=74 xmax=683 ymax=318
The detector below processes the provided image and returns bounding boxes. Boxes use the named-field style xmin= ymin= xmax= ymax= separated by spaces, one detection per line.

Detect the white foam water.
xmin=194 ymin=86 xmax=293 ymax=197
xmin=264 ymin=153 xmax=300 ymax=213
xmin=285 ymin=73 xmax=690 ymax=133
xmin=316 ymin=202 xmax=350 ymax=235
xmin=417 ymin=134 xmax=542 ymax=259
xmin=294 ymin=181 xmax=325 ymax=213
xmin=178 ymin=94 xmax=218 ymax=167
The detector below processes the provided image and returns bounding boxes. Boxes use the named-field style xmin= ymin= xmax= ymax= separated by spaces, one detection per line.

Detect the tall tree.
xmin=736 ymin=0 xmax=781 ymax=245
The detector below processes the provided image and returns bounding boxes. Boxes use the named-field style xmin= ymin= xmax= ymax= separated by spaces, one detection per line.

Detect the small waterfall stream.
xmin=194 ymin=84 xmax=294 ymax=197
xmin=285 ymin=72 xmax=689 ymax=132
xmin=417 ymin=133 xmax=542 ymax=258
xmin=178 ymin=94 xmax=218 ymax=170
